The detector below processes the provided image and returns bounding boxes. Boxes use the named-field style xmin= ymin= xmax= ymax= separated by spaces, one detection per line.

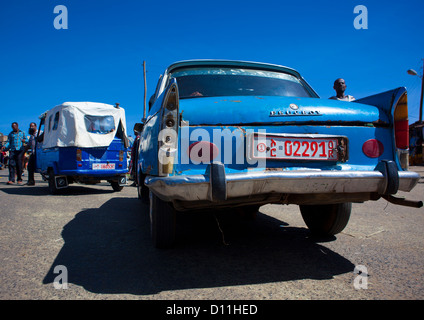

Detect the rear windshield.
xmin=170 ymin=67 xmax=313 ymax=99
xmin=84 ymin=115 xmax=115 ymax=134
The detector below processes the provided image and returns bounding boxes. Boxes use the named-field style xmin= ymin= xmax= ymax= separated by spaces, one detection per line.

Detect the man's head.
xmin=11 ymin=122 xmax=19 ymax=132
xmin=333 ymin=78 xmax=347 ymax=95
xmin=29 ymin=122 xmax=37 ymax=135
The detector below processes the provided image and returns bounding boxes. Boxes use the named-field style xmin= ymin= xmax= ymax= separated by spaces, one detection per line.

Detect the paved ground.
xmin=0 ymin=166 xmax=423 ymax=300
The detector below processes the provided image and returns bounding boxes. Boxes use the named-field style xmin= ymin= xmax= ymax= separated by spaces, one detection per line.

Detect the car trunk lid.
xmin=179 ymin=96 xmax=389 ymax=127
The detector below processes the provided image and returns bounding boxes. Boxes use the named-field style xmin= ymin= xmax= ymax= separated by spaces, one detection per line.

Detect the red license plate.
xmin=92 ymin=163 xmax=116 ymax=170
xmin=251 ymin=134 xmax=339 ymax=161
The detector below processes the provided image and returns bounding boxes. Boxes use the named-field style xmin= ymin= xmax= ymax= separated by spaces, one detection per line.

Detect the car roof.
xmin=165 ymin=59 xmax=302 ymax=78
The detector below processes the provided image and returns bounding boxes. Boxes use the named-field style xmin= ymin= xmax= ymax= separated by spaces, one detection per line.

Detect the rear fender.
xmin=354 ymin=87 xmax=405 ymax=114
xmin=354 ymin=87 xmax=408 ymax=169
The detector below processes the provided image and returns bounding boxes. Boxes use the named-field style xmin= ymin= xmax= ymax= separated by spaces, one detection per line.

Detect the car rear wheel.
xmin=48 ymin=169 xmax=59 ymax=195
xmin=111 ymin=181 xmax=124 ymax=192
xmin=149 ymin=191 xmax=176 ymax=248
xmin=299 ymin=202 xmax=352 ymax=236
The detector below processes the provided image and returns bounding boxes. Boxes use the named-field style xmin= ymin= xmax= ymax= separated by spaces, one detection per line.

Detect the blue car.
xmin=136 ymin=60 xmax=422 ymax=248
xmin=35 ymin=102 xmax=129 ymax=194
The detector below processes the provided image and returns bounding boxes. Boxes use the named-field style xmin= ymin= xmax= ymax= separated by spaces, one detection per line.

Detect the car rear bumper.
xmin=145 ymin=161 xmax=420 ymax=205
xmin=56 ymin=169 xmax=128 ymax=176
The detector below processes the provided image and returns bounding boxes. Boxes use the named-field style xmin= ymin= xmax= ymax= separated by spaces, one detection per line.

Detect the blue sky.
xmin=1 ymin=0 xmax=423 ymax=136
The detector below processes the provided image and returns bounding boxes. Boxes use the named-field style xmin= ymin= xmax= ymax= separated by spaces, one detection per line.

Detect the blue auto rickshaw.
xmin=35 ymin=102 xmax=129 ymax=194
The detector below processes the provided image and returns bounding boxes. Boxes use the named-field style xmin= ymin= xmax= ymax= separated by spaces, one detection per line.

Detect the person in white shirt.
xmin=329 ymin=78 xmax=355 ymax=101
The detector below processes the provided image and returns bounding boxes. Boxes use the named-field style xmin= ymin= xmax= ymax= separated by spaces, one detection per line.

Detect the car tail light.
xmin=394 ymin=92 xmax=409 ymax=169
xmin=362 ymin=139 xmax=384 ymax=158
xmin=158 ymin=80 xmax=179 ymax=176
xmin=76 ymin=149 xmax=82 ymax=161
xmin=188 ymin=141 xmax=219 ymax=163
xmin=119 ymin=150 xmax=124 ymax=162
xmin=394 ymin=93 xmax=409 ymax=149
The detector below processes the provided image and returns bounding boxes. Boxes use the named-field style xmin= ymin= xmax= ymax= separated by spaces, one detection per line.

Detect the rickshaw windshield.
xmin=84 ymin=115 xmax=115 ymax=134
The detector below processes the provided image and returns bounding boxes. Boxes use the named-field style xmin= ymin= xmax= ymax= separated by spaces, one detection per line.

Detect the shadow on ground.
xmin=0 ymin=184 xmax=115 ymax=196
xmin=42 ymin=197 xmax=354 ymax=295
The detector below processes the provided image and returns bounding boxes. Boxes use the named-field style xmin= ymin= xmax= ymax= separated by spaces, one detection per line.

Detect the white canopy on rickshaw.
xmin=40 ymin=102 xmax=128 ymax=148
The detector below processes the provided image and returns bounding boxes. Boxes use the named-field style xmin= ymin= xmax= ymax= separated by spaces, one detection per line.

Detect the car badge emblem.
xmin=269 ymin=107 xmax=321 ymax=117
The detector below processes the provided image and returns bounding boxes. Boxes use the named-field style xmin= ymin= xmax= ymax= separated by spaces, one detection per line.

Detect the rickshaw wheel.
xmin=111 ymin=181 xmax=124 ymax=192
xmin=48 ymin=169 xmax=59 ymax=195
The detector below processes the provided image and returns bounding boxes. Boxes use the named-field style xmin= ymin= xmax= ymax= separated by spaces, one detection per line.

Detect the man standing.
xmin=1 ymin=122 xmax=27 ymax=185
xmin=329 ymin=78 xmax=355 ymax=101
xmin=23 ymin=122 xmax=37 ymax=185
xmin=129 ymin=129 xmax=140 ymax=186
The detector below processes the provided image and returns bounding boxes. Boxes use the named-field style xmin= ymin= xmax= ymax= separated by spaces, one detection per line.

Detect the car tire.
xmin=137 ymin=173 xmax=149 ymax=202
xmin=236 ymin=205 xmax=260 ymax=220
xmin=111 ymin=181 xmax=124 ymax=192
xmin=299 ymin=202 xmax=352 ymax=236
xmin=149 ymin=191 xmax=176 ymax=248
xmin=48 ymin=168 xmax=59 ymax=195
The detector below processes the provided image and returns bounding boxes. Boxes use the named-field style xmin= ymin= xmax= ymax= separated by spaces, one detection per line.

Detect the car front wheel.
xmin=299 ymin=202 xmax=352 ymax=236
xmin=149 ymin=191 xmax=176 ymax=248
xmin=137 ymin=173 xmax=149 ymax=202
xmin=236 ymin=205 xmax=260 ymax=220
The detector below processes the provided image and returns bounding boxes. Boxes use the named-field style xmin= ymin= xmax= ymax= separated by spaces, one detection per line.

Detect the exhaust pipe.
xmin=382 ymin=194 xmax=423 ymax=208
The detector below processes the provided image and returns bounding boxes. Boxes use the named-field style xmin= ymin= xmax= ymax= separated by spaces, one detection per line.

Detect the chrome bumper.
xmin=145 ymin=162 xmax=420 ymax=204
